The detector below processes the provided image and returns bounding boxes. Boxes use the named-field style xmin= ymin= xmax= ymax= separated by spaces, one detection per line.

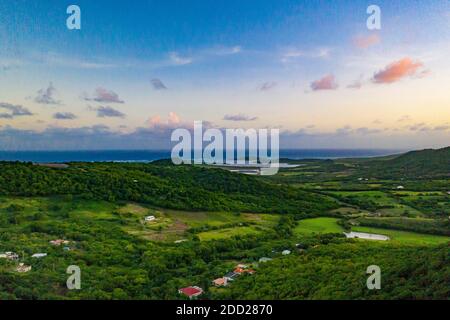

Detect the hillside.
xmin=0 ymin=161 xmax=337 ymax=214
xmin=359 ymin=147 xmax=450 ymax=179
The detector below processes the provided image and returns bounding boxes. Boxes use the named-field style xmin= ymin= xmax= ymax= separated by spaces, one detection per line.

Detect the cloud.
xmin=433 ymin=124 xmax=450 ymax=131
xmin=53 ymin=112 xmax=77 ymax=120
xmin=347 ymin=75 xmax=364 ymax=89
xmin=34 ymin=83 xmax=61 ymax=105
xmin=169 ymin=52 xmax=193 ymax=66
xmin=281 ymin=48 xmax=330 ymax=62
xmin=353 ymin=34 xmax=380 ymax=49
xmin=151 ymin=78 xmax=167 ymax=90
xmin=397 ymin=115 xmax=411 ymax=122
xmin=372 ymin=58 xmax=424 ymax=84
xmin=310 ymin=74 xmax=338 ymax=91
xmin=223 ymin=114 xmax=258 ymax=121
xmin=355 ymin=127 xmax=382 ymax=135
xmin=259 ymin=82 xmax=277 ymax=91
xmin=211 ymin=46 xmax=242 ymax=55
xmin=147 ymin=112 xmax=181 ymax=128
xmin=84 ymin=87 xmax=125 ymax=104
xmin=91 ymin=106 xmax=126 ymax=118
xmin=0 ymin=102 xmax=33 ymax=118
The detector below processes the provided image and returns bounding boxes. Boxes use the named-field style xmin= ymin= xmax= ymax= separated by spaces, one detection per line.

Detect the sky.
xmin=0 ymin=0 xmax=449 ymax=150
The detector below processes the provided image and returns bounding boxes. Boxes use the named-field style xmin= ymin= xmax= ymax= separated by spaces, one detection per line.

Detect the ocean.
xmin=0 ymin=149 xmax=403 ymax=163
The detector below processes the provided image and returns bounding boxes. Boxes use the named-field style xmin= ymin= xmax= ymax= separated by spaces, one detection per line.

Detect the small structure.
xmin=32 ymin=253 xmax=47 ymax=258
xmin=63 ymin=246 xmax=71 ymax=251
xmin=0 ymin=252 xmax=19 ymax=260
xmin=234 ymin=267 xmax=255 ymax=275
xmin=145 ymin=215 xmax=156 ymax=222
xmin=178 ymin=286 xmax=203 ymax=299
xmin=50 ymin=239 xmax=70 ymax=246
xmin=259 ymin=257 xmax=272 ymax=263
xmin=212 ymin=277 xmax=228 ymax=287
xmin=282 ymin=250 xmax=291 ymax=255
xmin=16 ymin=263 xmax=31 ymax=273
xmin=174 ymin=239 xmax=187 ymax=244
xmin=344 ymin=232 xmax=390 ymax=241
xmin=236 ymin=264 xmax=248 ymax=269
xmin=224 ymin=272 xmax=239 ymax=281
xmin=396 ymin=185 xmax=405 ymax=190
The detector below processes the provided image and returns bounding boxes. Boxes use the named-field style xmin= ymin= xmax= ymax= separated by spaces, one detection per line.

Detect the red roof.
xmin=179 ymin=286 xmax=203 ymax=297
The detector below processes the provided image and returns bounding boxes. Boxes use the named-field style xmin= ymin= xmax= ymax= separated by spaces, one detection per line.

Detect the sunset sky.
xmin=0 ymin=0 xmax=449 ymax=150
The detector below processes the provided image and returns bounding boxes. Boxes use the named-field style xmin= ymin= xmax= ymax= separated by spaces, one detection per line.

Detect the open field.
xmin=294 ymin=217 xmax=343 ymax=235
xmin=351 ymin=226 xmax=450 ymax=246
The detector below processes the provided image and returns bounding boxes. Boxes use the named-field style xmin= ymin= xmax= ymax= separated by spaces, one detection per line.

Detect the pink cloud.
xmin=372 ymin=58 xmax=424 ymax=84
xmin=353 ymin=34 xmax=380 ymax=49
xmin=310 ymin=74 xmax=338 ymax=91
xmin=146 ymin=112 xmax=183 ymax=130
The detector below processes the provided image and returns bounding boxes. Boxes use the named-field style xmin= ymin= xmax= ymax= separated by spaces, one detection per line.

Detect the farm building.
xmin=178 ymin=286 xmax=203 ymax=299
xmin=32 ymin=253 xmax=47 ymax=258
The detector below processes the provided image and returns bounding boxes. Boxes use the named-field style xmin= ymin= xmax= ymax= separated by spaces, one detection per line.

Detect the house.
xmin=212 ymin=277 xmax=228 ymax=287
xmin=396 ymin=185 xmax=405 ymax=190
xmin=0 ymin=252 xmax=19 ymax=260
xmin=234 ymin=267 xmax=255 ymax=275
xmin=174 ymin=239 xmax=187 ymax=244
xmin=224 ymin=272 xmax=239 ymax=281
xmin=32 ymin=253 xmax=47 ymax=258
xmin=282 ymin=250 xmax=291 ymax=255
xmin=50 ymin=239 xmax=70 ymax=246
xmin=16 ymin=263 xmax=31 ymax=273
xmin=259 ymin=257 xmax=272 ymax=263
xmin=236 ymin=264 xmax=248 ymax=269
xmin=145 ymin=215 xmax=156 ymax=222
xmin=178 ymin=286 xmax=203 ymax=299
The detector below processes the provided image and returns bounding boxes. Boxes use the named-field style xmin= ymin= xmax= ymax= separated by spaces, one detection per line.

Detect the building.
xmin=16 ymin=263 xmax=31 ymax=273
xmin=259 ymin=257 xmax=272 ymax=263
xmin=282 ymin=250 xmax=291 ymax=255
xmin=50 ymin=239 xmax=70 ymax=246
xmin=212 ymin=277 xmax=228 ymax=287
xmin=32 ymin=253 xmax=47 ymax=258
xmin=178 ymin=286 xmax=203 ymax=299
xmin=224 ymin=272 xmax=239 ymax=281
xmin=0 ymin=252 xmax=19 ymax=260
xmin=145 ymin=216 xmax=156 ymax=222
xmin=396 ymin=186 xmax=405 ymax=189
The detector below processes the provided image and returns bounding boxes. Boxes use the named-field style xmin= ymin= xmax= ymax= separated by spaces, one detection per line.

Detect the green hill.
xmin=361 ymin=147 xmax=450 ymax=179
xmin=0 ymin=161 xmax=337 ymax=214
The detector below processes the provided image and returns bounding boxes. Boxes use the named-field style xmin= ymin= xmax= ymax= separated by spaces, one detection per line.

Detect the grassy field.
xmin=328 ymin=191 xmax=423 ymax=217
xmin=352 ymin=226 xmax=450 ymax=246
xmin=294 ymin=217 xmax=343 ymax=235
xmin=121 ymin=205 xmax=280 ymax=242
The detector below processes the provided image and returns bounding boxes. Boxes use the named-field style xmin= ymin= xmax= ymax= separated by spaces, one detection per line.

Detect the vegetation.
xmin=0 ymin=146 xmax=449 ymax=300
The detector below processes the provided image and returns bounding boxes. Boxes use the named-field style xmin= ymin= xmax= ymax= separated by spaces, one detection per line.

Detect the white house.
xmin=282 ymin=250 xmax=291 ymax=255
xmin=32 ymin=253 xmax=47 ymax=258
xmin=145 ymin=215 xmax=156 ymax=222
xmin=396 ymin=185 xmax=405 ymax=190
